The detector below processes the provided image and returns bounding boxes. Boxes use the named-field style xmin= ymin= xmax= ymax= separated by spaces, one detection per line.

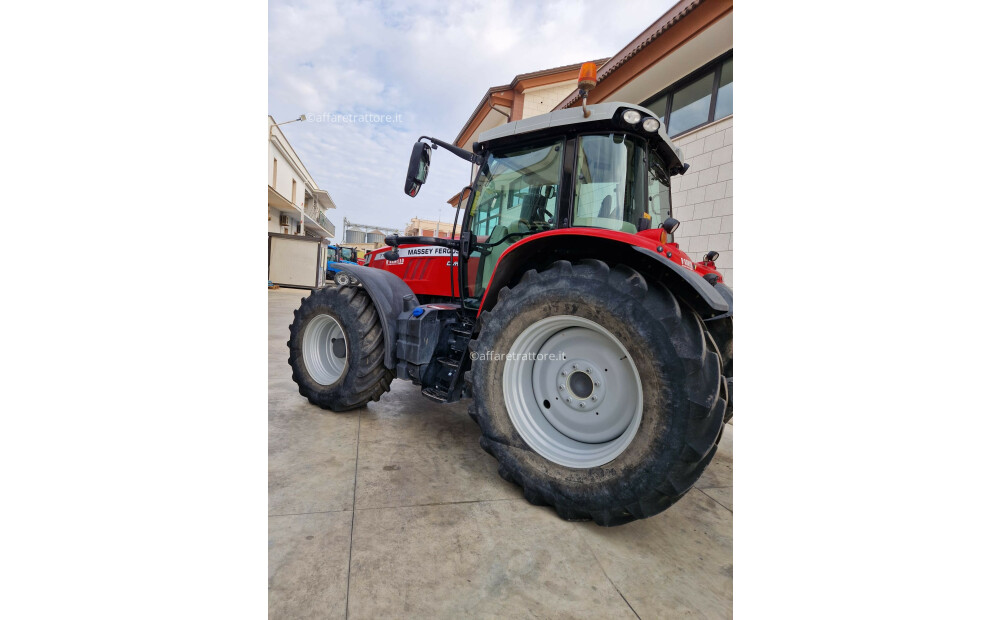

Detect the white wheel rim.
xmin=302 ymin=314 xmax=348 ymax=385
xmin=502 ymin=315 xmax=643 ymax=468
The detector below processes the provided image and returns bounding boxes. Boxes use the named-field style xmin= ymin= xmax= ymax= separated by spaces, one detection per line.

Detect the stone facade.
xmin=669 ymin=115 xmax=734 ymax=285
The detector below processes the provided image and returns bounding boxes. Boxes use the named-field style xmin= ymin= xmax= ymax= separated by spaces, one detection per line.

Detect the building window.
xmin=272 ymin=158 xmax=278 ymax=187
xmin=642 ymin=52 xmax=732 ymax=137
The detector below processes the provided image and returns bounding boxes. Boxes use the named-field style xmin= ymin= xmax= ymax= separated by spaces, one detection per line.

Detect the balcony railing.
xmin=314 ymin=210 xmax=336 ymax=237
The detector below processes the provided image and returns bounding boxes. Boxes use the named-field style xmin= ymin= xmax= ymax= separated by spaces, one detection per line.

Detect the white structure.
xmin=555 ymin=0 xmax=734 ymax=284
xmin=268 ymin=116 xmax=336 ymax=239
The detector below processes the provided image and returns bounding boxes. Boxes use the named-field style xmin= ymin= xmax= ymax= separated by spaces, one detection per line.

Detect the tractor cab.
xmin=390 ymin=96 xmax=726 ymax=315
xmin=339 ymin=246 xmax=358 ymax=264
xmin=461 ymin=106 xmax=688 ymax=303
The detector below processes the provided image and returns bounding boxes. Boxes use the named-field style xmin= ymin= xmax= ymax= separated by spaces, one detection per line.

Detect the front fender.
xmin=631 ymin=246 xmax=730 ymax=316
xmin=705 ymin=281 xmax=733 ymax=321
xmin=331 ymin=263 xmax=418 ymax=368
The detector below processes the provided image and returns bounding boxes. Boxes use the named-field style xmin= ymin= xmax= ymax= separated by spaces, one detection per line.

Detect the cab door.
xmin=461 ymin=138 xmax=564 ymax=307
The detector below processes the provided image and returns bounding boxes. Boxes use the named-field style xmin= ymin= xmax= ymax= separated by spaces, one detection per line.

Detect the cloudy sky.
xmin=269 ymin=0 xmax=676 ymax=236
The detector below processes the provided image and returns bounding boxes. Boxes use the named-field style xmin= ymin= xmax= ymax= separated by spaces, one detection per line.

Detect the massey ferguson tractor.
xmin=287 ymin=65 xmax=733 ymax=526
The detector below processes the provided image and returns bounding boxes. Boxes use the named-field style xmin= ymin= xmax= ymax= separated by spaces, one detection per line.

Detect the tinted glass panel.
xmin=647 ymin=150 xmax=672 ymax=231
xmin=715 ymin=58 xmax=733 ymax=119
xmin=573 ymin=134 xmax=643 ymax=234
xmin=667 ymin=72 xmax=713 ymax=136
xmin=466 ymin=139 xmax=562 ymax=299
xmin=643 ymin=92 xmax=668 ymax=121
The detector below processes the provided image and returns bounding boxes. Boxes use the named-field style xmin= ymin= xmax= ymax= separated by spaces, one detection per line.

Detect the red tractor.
xmin=287 ymin=77 xmax=733 ymax=526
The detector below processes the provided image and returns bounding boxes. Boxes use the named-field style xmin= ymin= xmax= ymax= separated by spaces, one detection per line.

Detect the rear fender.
xmin=479 ymin=231 xmax=730 ymax=319
xmin=330 ymin=263 xmax=419 ymax=368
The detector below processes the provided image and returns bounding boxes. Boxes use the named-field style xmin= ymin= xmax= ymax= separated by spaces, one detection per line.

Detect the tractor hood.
xmin=476 ymin=101 xmax=685 ymax=173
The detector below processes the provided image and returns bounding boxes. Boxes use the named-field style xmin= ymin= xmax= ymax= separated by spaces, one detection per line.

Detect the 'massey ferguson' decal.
xmin=374 ymin=245 xmax=457 ymax=259
xmin=681 ymin=257 xmax=695 ymax=270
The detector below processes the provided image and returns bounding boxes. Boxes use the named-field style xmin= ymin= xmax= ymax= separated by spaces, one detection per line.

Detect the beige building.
xmin=268 ymin=116 xmax=337 ymax=240
xmin=404 ymin=217 xmax=456 ymax=239
xmin=447 ymin=59 xmax=608 ymax=211
xmin=555 ymin=0 xmax=733 ymax=284
xmin=449 ymin=0 xmax=734 ymax=284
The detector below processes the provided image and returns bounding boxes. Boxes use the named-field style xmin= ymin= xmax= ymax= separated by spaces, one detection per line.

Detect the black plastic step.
xmin=421 ymin=386 xmax=449 ymax=403
xmin=436 ymin=356 xmax=460 ymax=369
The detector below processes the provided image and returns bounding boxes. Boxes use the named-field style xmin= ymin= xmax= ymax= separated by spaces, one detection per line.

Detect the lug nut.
xmin=591 ymin=396 xmax=597 ymax=401
xmin=572 ymin=364 xmax=578 ymax=370
xmin=558 ymin=385 xmax=564 ymax=391
xmin=561 ymin=371 xmax=567 ymax=376
xmin=594 ymin=382 xmax=601 ymax=387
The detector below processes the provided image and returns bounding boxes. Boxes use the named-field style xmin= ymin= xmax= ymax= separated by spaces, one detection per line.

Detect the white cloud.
xmin=269 ymin=0 xmax=675 ymax=235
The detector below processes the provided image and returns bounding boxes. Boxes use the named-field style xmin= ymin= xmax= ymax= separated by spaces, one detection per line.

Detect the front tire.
xmin=468 ymin=260 xmax=726 ymax=526
xmin=287 ymin=286 xmax=393 ymax=411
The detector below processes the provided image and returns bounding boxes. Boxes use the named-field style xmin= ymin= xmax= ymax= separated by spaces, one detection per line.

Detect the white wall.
xmin=591 ymin=13 xmax=734 ymax=286
xmin=521 ymin=80 xmax=576 ymax=118
xmin=670 ymin=116 xmax=733 ymax=286
xmin=268 ymin=205 xmax=300 ymax=234
xmin=268 ymin=141 xmax=308 ymax=211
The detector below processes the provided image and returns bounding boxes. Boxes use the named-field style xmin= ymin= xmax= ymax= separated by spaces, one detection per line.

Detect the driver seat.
xmin=522 ymin=193 xmax=549 ymax=226
xmin=597 ymin=195 xmax=618 ymax=220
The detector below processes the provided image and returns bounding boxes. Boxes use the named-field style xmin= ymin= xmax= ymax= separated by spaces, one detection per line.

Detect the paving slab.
xmin=269 ymin=511 xmax=353 ymax=619
xmin=269 ymin=289 xmax=360 ymax=516
xmin=700 ymin=486 xmax=733 ymax=512
xmin=268 ymin=288 xmax=733 ymax=617
xmin=354 ymin=379 xmax=521 ymax=510
xmin=268 ymin=401 xmax=359 ymax=516
xmin=575 ymin=490 xmax=733 ymax=619
xmin=347 ymin=500 xmax=637 ymax=619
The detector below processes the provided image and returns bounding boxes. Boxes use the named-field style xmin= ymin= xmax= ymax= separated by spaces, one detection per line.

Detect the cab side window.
xmin=572 ymin=134 xmax=643 ymax=234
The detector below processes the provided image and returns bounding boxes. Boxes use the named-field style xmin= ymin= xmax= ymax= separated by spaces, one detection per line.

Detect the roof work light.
xmin=578 ymin=62 xmax=597 ymax=90
xmin=578 ymin=62 xmax=597 ymax=118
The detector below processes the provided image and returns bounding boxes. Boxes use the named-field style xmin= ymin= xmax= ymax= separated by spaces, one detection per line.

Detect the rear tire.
xmin=287 ymin=286 xmax=393 ymax=411
xmin=704 ymin=317 xmax=733 ymax=423
xmin=468 ymin=260 xmax=726 ymax=526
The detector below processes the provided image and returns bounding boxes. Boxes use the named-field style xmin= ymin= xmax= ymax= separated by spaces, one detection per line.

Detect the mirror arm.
xmin=420 ymin=136 xmax=484 ymax=165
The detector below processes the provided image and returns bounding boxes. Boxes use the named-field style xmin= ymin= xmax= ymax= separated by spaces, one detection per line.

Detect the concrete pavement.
xmin=269 ymin=287 xmax=733 ymax=618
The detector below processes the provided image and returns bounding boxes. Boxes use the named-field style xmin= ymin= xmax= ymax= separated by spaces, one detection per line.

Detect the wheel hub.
xmin=502 ymin=316 xmax=643 ymax=468
xmin=556 ymin=360 xmax=606 ymax=414
xmin=567 ymin=370 xmax=594 ymax=399
xmin=302 ymin=314 xmax=348 ymax=386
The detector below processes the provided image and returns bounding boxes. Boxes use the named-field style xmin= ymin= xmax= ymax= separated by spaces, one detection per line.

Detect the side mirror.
xmin=404 ymin=141 xmax=432 ymax=197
